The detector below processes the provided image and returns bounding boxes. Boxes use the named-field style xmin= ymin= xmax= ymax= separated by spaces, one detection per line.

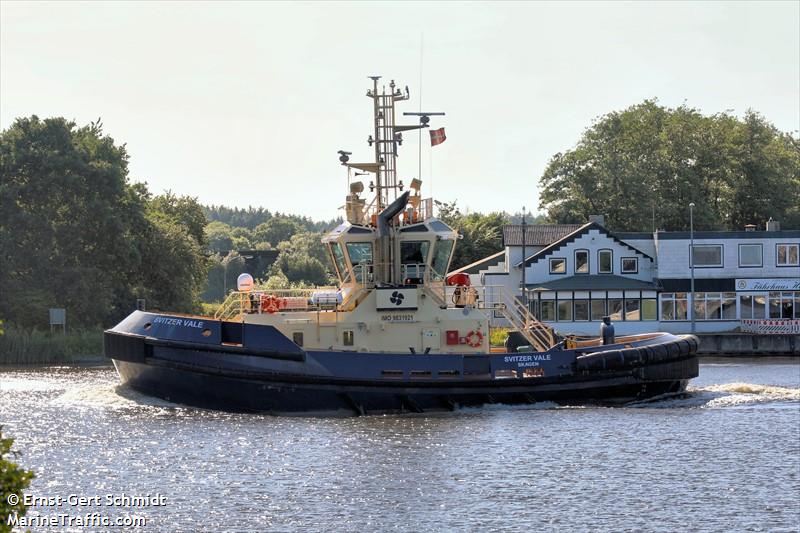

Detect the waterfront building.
xmin=452 ymin=220 xmax=800 ymax=336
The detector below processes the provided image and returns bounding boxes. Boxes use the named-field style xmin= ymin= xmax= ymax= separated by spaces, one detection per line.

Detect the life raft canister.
xmin=260 ymin=294 xmax=280 ymax=314
xmin=465 ymin=330 xmax=484 ymax=348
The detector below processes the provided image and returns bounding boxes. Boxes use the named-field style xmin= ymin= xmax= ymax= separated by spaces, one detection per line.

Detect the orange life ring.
xmin=465 ymin=330 xmax=483 ymax=348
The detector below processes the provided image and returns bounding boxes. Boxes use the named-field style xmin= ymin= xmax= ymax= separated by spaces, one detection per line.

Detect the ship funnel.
xmin=377 ymin=191 xmax=410 ymax=237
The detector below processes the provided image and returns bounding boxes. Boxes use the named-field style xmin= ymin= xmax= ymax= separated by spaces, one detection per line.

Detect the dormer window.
xmin=598 ymin=249 xmax=613 ymax=274
xmin=550 ymin=258 xmax=566 ymax=274
xmin=575 ymin=250 xmax=589 ymax=274
xmin=621 ymin=257 xmax=638 ymax=274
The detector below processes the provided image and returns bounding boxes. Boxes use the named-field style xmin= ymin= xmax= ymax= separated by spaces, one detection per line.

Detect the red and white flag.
xmin=430 ymin=127 xmax=446 ymax=146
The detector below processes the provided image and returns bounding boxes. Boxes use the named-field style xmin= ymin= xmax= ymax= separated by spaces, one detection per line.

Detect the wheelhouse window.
xmin=329 ymin=243 xmax=347 ymax=281
xmin=777 ymin=244 xmax=799 ymax=267
xmin=598 ymin=249 xmax=613 ymax=274
xmin=549 ymin=258 xmax=566 ymax=274
xmin=642 ymin=299 xmax=657 ymax=320
xmin=430 ymin=239 xmax=454 ymax=281
xmin=343 ymin=330 xmax=354 ymax=346
xmin=661 ymin=293 xmax=688 ymax=321
xmin=738 ymin=244 xmax=762 ymax=267
xmin=400 ymin=241 xmax=430 ymax=265
xmin=691 ymin=245 xmax=723 ymax=267
xmin=346 ymin=242 xmax=373 ymax=283
xmin=621 ymin=257 xmax=638 ymax=274
xmin=575 ymin=250 xmax=589 ymax=274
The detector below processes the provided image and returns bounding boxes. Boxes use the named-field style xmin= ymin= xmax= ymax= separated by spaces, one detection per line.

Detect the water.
xmin=1 ymin=359 xmax=798 ymax=532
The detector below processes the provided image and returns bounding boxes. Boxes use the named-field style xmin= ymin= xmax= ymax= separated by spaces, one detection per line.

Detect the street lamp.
xmin=521 ymin=207 xmax=527 ymax=309
xmin=689 ymin=202 xmax=695 ymax=333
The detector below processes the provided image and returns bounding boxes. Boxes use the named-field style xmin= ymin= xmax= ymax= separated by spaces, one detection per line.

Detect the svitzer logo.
xmin=390 ymin=291 xmax=405 ymax=305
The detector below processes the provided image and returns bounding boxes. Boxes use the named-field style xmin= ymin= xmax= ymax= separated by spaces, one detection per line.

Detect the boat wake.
xmin=627 ymin=382 xmax=800 ymax=409
xmin=53 ymin=383 xmax=180 ymax=410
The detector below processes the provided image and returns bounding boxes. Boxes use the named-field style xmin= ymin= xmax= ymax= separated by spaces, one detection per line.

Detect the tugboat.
xmin=105 ymin=76 xmax=699 ymax=415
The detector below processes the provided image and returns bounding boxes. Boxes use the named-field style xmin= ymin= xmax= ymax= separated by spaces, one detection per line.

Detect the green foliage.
xmin=0 ymin=116 xmax=210 ymax=328
xmin=1 ymin=426 xmax=35 ymax=531
xmin=489 ymin=328 xmax=510 ymax=347
xmin=539 ymin=101 xmax=800 ymax=231
xmin=437 ymin=201 xmax=509 ymax=270
xmin=253 ymin=217 xmax=303 ymax=247
xmin=0 ymin=325 xmax=104 ymax=364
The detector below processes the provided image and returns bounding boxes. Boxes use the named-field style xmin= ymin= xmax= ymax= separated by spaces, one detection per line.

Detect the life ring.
xmin=465 ymin=329 xmax=483 ymax=348
xmin=260 ymin=295 xmax=279 ymax=314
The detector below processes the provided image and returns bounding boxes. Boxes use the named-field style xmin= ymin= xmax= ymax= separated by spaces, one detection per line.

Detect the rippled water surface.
xmin=1 ymin=359 xmax=799 ymax=532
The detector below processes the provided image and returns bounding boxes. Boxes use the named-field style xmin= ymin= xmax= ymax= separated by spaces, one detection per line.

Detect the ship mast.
xmin=342 ymin=76 xmax=442 ymax=212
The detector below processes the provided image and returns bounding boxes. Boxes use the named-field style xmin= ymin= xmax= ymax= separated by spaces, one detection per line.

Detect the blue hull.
xmin=105 ymin=311 xmax=699 ymax=415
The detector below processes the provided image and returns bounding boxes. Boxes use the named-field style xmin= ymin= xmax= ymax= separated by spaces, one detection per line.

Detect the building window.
xmin=691 ymin=245 xmax=723 ymax=267
xmin=540 ymin=300 xmax=556 ymax=321
xmin=661 ymin=293 xmax=688 ymax=321
xmin=557 ymin=300 xmax=572 ymax=321
xmin=739 ymin=294 xmax=767 ymax=319
xmin=574 ymin=300 xmax=589 ymax=321
xmin=692 ymin=292 xmax=736 ymax=320
xmin=768 ymin=292 xmax=798 ymax=318
xmin=642 ymin=299 xmax=657 ymax=320
xmin=608 ymin=298 xmax=624 ymax=321
xmin=550 ymin=258 xmax=566 ymax=274
xmin=292 ymin=332 xmax=304 ymax=347
xmin=590 ymin=300 xmax=606 ymax=321
xmin=738 ymin=244 xmax=762 ymax=268
xmin=598 ymin=250 xmax=613 ymax=274
xmin=624 ymin=299 xmax=641 ymax=321
xmin=343 ymin=330 xmax=354 ymax=346
xmin=621 ymin=257 xmax=638 ymax=274
xmin=575 ymin=250 xmax=589 ymax=274
xmin=777 ymin=244 xmax=799 ymax=267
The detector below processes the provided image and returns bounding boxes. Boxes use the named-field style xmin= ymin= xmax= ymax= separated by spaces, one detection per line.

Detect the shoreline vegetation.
xmin=0 ymin=326 xmax=107 ymax=365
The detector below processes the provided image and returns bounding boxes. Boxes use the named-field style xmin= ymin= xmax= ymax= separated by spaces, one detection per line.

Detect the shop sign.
xmin=735 ymin=279 xmax=800 ymax=291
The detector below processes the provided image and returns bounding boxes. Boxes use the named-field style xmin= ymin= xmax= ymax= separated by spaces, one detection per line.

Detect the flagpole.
xmin=418 ymin=32 xmax=423 ymax=184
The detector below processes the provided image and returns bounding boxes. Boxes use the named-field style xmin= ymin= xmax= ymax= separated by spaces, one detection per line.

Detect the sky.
xmin=2 ymin=1 xmax=799 ymax=221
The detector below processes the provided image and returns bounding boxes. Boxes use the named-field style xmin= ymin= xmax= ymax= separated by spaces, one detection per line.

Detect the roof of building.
xmin=515 ymin=222 xmax=654 ymax=267
xmin=448 ymin=250 xmax=505 ymax=276
xmin=527 ymin=274 xmax=657 ymax=291
xmin=502 ymin=224 xmax=583 ymax=247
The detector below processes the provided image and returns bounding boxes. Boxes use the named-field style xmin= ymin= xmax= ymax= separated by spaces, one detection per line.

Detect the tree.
xmin=0 ymin=117 xmax=210 ymax=327
xmin=436 ymin=201 xmax=508 ymax=270
xmin=1 ymin=426 xmax=35 ymax=532
xmin=253 ymin=217 xmax=302 ymax=247
xmin=538 ymin=101 xmax=800 ymax=231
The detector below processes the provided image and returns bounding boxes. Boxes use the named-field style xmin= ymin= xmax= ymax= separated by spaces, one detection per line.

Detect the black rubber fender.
xmin=576 ymin=335 xmax=699 ymax=372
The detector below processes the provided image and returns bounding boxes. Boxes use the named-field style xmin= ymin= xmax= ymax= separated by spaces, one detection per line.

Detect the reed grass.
xmin=0 ymin=325 xmax=105 ymax=364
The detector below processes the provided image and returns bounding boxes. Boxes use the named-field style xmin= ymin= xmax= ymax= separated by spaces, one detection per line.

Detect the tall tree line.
xmin=1 ymin=117 xmax=208 ymax=328
xmin=538 ymin=101 xmax=800 ymax=231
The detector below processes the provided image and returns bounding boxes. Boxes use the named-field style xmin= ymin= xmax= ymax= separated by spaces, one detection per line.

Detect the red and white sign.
xmin=741 ymin=319 xmax=800 ymax=334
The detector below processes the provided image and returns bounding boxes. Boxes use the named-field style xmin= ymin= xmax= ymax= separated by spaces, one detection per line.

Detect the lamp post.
xmin=521 ymin=207 xmax=527 ymax=309
xmin=689 ymin=202 xmax=695 ymax=333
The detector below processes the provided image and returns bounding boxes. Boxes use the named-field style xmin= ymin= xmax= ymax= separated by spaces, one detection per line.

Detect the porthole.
xmin=201 ymin=328 xmax=212 ymax=337
xmin=143 ymin=322 xmax=152 ymax=331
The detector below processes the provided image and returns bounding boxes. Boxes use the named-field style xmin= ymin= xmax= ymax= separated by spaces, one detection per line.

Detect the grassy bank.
xmin=0 ymin=326 xmax=106 ymax=364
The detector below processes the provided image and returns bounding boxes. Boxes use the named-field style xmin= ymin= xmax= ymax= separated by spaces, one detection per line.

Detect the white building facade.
xmin=452 ymin=222 xmax=800 ymax=336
